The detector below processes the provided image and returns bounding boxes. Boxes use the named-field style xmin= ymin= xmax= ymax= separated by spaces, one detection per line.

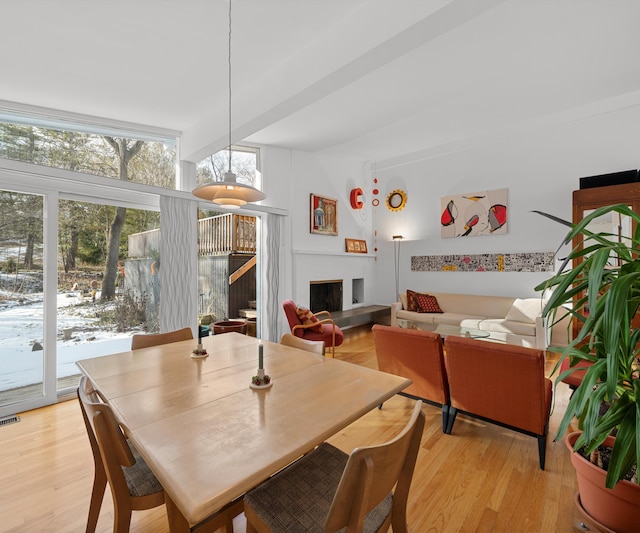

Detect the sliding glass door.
xmin=0 ymin=189 xmax=53 ymax=416
xmin=55 ymin=197 xmax=160 ymax=393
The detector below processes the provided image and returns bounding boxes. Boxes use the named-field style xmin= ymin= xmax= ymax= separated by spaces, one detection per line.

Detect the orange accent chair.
xmin=282 ymin=299 xmax=344 ymax=357
xmin=443 ymin=336 xmax=552 ymax=470
xmin=372 ymin=324 xmax=450 ymax=430
xmin=559 ymin=356 xmax=595 ymax=394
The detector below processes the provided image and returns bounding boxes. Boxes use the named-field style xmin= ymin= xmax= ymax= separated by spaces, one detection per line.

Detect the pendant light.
xmin=192 ymin=0 xmax=266 ymax=209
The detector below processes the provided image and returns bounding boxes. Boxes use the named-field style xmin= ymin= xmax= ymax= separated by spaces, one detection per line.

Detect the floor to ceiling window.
xmin=0 ymin=114 xmax=175 ymax=416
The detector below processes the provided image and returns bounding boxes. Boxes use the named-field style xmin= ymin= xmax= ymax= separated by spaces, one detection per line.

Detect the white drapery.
xmin=159 ymin=195 xmax=198 ymax=335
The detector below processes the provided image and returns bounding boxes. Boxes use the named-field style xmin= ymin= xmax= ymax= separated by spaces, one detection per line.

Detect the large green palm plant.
xmin=536 ymin=203 xmax=640 ymax=488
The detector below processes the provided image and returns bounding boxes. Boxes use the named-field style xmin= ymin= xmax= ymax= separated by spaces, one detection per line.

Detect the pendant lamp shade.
xmin=192 ymin=171 xmax=266 ymax=209
xmin=191 ymin=0 xmax=266 ymax=209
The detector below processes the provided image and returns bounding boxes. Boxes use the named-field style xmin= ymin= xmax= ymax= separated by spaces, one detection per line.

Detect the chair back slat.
xmin=325 ymin=401 xmax=425 ymax=532
xmin=131 ymin=326 xmax=193 ymax=350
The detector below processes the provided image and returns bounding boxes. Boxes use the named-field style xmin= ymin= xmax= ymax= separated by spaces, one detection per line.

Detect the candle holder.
xmin=191 ymin=341 xmax=208 ymax=359
xmin=250 ymin=368 xmax=272 ymax=390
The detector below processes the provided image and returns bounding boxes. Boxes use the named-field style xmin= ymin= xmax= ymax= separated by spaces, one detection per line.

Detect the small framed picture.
xmin=345 ymin=238 xmax=367 ymax=253
xmin=310 ymin=194 xmax=338 ymax=235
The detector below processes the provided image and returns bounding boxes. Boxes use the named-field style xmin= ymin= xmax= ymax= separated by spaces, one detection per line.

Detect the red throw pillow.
xmin=406 ymin=289 xmax=420 ymax=311
xmin=295 ymin=307 xmax=324 ymax=333
xmin=415 ymin=293 xmax=444 ymax=313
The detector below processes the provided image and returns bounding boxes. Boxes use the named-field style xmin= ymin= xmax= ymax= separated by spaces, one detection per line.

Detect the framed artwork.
xmin=345 ymin=238 xmax=367 ymax=253
xmin=440 ymin=188 xmax=508 ymax=238
xmin=310 ymin=194 xmax=338 ymax=235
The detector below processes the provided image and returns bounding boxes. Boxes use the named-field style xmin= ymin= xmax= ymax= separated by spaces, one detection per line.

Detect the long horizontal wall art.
xmin=411 ymin=252 xmax=555 ymax=273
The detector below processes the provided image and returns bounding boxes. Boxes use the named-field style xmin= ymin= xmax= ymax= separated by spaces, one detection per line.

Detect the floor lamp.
xmin=393 ymin=235 xmax=403 ymax=300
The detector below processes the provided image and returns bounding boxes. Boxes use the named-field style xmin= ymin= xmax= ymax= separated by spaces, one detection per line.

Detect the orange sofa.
xmin=443 ymin=335 xmax=552 ymax=469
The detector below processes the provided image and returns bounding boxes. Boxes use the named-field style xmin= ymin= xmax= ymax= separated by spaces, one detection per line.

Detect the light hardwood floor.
xmin=0 ymin=326 xmax=581 ymax=532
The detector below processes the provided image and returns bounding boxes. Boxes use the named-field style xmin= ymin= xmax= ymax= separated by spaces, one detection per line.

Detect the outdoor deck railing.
xmin=128 ymin=214 xmax=257 ymax=258
xmin=198 ymin=214 xmax=256 ymax=255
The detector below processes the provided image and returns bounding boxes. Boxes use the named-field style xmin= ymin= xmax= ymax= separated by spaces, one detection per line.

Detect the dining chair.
xmin=280 ymin=333 xmax=325 ymax=355
xmin=130 ymin=326 xmax=193 ymax=350
xmin=244 ymin=400 xmax=425 ymax=533
xmin=281 ymin=299 xmax=344 ymax=357
xmin=78 ymin=375 xmax=240 ymax=533
xmin=77 ymin=375 xmax=166 ymax=533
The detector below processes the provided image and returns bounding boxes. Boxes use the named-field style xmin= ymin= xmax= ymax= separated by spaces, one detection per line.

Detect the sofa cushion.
xmin=433 ymin=313 xmax=487 ymax=327
xmin=295 ymin=307 xmax=323 ymax=333
xmin=505 ymin=298 xmax=545 ymax=324
xmin=415 ymin=293 xmax=444 ymax=313
xmin=478 ymin=318 xmax=536 ymax=337
xmin=396 ymin=309 xmax=437 ymax=324
xmin=459 ymin=318 xmax=484 ymax=329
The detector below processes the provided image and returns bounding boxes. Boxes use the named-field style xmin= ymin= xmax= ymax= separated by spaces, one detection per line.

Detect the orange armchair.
xmin=282 ymin=299 xmax=344 ymax=357
xmin=443 ymin=336 xmax=552 ymax=470
xmin=372 ymin=324 xmax=450 ymax=430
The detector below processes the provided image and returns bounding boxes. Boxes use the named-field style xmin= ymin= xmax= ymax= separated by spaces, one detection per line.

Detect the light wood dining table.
xmin=76 ymin=332 xmax=411 ymax=532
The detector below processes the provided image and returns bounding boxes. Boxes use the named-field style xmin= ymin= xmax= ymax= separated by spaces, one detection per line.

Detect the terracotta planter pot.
xmin=212 ymin=320 xmax=247 ymax=335
xmin=566 ymin=431 xmax=640 ymax=533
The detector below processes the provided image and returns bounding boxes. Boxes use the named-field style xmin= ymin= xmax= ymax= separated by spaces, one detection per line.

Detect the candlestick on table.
xmin=258 ymin=343 xmax=264 ymax=369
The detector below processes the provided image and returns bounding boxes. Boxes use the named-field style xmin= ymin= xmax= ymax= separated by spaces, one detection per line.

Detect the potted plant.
xmin=535 ymin=203 xmax=640 ymax=531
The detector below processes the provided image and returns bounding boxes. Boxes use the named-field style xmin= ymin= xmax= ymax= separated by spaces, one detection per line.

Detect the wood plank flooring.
xmin=0 ymin=326 xmax=582 ymax=532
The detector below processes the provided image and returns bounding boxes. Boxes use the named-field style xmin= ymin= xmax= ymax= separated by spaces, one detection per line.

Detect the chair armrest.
xmin=292 ymin=318 xmax=337 ymax=333
xmin=390 ymin=301 xmax=402 ymax=327
xmin=535 ymin=315 xmax=547 ymax=349
xmin=314 ymin=310 xmax=333 ymax=320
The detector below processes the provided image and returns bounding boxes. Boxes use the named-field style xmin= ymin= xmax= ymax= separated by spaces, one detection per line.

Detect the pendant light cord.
xmin=227 ymin=0 xmax=233 ymax=174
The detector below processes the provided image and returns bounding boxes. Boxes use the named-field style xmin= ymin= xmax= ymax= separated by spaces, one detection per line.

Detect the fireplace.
xmin=309 ymin=280 xmax=343 ymax=314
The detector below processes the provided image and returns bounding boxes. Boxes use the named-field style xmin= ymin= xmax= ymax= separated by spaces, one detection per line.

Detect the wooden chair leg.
xmin=113 ymin=505 xmax=133 ymax=533
xmin=86 ymin=467 xmax=107 ymax=533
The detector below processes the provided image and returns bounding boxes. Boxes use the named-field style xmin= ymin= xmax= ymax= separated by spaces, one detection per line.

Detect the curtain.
xmin=264 ymin=213 xmax=284 ymax=341
xmin=159 ymin=195 xmax=198 ymax=334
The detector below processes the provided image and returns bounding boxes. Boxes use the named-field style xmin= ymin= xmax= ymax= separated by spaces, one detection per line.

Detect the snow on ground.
xmin=0 ymin=287 xmax=134 ymax=390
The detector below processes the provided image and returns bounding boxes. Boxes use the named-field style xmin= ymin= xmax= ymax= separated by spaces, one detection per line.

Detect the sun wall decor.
xmin=386 ymin=189 xmax=407 ymax=211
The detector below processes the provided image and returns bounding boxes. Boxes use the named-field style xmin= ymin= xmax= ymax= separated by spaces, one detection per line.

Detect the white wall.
xmin=262 ymin=104 xmax=640 ymax=322
xmin=261 ymin=147 xmax=377 ymax=324
xmin=372 ymin=105 xmax=640 ymax=304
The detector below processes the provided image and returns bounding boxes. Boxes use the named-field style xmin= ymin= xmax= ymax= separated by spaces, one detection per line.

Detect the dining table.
xmin=76 ymin=332 xmax=411 ymax=532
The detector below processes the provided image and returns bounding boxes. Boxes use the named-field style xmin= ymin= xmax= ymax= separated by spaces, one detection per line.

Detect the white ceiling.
xmin=3 ymin=0 xmax=640 ymax=165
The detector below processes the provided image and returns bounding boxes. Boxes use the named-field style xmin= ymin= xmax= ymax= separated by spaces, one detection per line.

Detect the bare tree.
xmin=100 ymin=137 xmax=144 ymax=299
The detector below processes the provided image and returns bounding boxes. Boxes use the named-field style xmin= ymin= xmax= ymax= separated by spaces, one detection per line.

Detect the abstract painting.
xmin=440 ymin=188 xmax=508 ymax=238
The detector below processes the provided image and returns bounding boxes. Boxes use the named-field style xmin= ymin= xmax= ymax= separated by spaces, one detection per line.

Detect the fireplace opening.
xmin=310 ymin=280 xmax=343 ymax=314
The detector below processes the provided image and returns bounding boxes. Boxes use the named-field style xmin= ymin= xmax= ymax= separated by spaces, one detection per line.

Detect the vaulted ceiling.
xmin=3 ymin=0 xmax=640 ymax=165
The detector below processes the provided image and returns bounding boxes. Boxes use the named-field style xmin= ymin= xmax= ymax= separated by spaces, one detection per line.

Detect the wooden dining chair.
xmin=280 ymin=333 xmax=325 ymax=355
xmin=77 ymin=375 xmax=166 ymax=533
xmin=78 ymin=376 xmax=240 ymax=533
xmin=130 ymin=326 xmax=193 ymax=350
xmin=244 ymin=400 xmax=425 ymax=533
